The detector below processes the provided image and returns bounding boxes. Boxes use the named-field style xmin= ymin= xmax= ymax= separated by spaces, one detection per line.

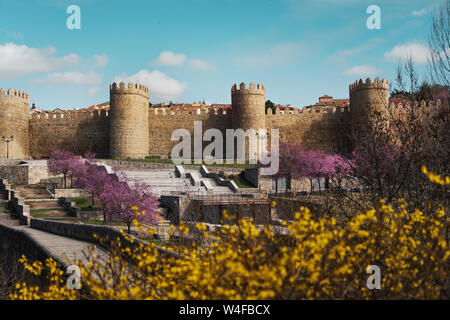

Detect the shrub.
xmin=10 ymin=168 xmax=450 ymax=300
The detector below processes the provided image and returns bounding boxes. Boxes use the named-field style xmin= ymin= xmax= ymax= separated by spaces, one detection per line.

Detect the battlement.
xmin=0 ymin=88 xmax=30 ymax=103
xmin=349 ymin=77 xmax=389 ymax=93
xmin=388 ymin=99 xmax=444 ymax=112
xmin=29 ymin=109 xmax=109 ymax=121
xmin=231 ymin=82 xmax=265 ymax=95
xmin=267 ymin=106 xmax=350 ymax=117
xmin=110 ymin=82 xmax=149 ymax=98
xmin=149 ymin=107 xmax=230 ymax=117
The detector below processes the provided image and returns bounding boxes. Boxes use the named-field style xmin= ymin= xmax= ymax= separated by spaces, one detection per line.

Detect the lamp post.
xmin=2 ymin=136 xmax=14 ymax=159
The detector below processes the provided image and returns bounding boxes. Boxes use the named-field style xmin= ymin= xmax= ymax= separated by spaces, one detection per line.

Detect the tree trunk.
xmin=91 ymin=192 xmax=95 ymax=206
xmin=275 ymin=178 xmax=278 ymax=194
xmin=63 ymin=174 xmax=67 ymax=189
xmin=127 ymin=224 xmax=131 ymax=234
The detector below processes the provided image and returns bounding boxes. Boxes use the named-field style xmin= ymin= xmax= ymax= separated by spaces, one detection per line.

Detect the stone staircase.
xmin=123 ymin=169 xmax=207 ymax=196
xmin=13 ymin=185 xmax=68 ymax=218
xmin=0 ymin=197 xmax=20 ymax=227
xmin=122 ymin=166 xmax=236 ymax=197
xmin=185 ymin=170 xmax=234 ymax=194
xmin=0 ymin=191 xmax=107 ymax=267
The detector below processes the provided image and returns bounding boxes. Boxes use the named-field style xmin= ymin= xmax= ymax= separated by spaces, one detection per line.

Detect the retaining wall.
xmin=29 ymin=218 xmax=178 ymax=258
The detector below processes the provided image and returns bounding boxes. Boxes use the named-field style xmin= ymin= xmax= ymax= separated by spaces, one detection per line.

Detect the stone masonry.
xmin=109 ymin=82 xmax=150 ymax=159
xmin=1 ymin=77 xmax=442 ymax=161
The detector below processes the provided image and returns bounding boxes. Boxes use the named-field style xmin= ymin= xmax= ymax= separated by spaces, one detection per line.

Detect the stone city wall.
xmin=148 ymin=107 xmax=232 ymax=158
xmin=266 ymin=106 xmax=351 ymax=154
xmin=0 ymin=88 xmax=30 ymax=159
xmin=29 ymin=110 xmax=109 ymax=159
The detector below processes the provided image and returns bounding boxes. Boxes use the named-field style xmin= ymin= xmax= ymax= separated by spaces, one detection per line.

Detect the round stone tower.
xmin=0 ymin=88 xmax=30 ymax=159
xmin=349 ymin=77 xmax=389 ymax=143
xmin=231 ymin=82 xmax=266 ymax=161
xmin=109 ymin=82 xmax=150 ymax=159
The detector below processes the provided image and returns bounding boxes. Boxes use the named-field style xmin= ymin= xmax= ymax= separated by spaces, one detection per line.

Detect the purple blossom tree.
xmin=75 ymin=161 xmax=112 ymax=211
xmin=83 ymin=151 xmax=96 ymax=162
xmin=47 ymin=150 xmax=80 ymax=188
xmin=297 ymin=150 xmax=329 ymax=192
xmin=99 ymin=180 xmax=159 ymax=233
xmin=350 ymin=143 xmax=399 ymax=185
xmin=272 ymin=142 xmax=350 ymax=192
xmin=325 ymin=154 xmax=351 ymax=188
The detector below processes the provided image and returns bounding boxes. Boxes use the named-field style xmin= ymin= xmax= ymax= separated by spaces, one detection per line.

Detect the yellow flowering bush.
xmin=10 ymin=169 xmax=450 ymax=300
xmin=422 ymin=165 xmax=450 ymax=185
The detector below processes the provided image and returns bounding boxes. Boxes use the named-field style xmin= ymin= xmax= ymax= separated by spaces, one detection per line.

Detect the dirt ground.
xmin=14 ymin=184 xmax=52 ymax=199
xmin=26 ymin=201 xmax=61 ymax=209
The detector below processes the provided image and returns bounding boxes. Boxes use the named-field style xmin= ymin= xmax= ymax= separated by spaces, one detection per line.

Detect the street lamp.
xmin=2 ymin=136 xmax=14 ymax=159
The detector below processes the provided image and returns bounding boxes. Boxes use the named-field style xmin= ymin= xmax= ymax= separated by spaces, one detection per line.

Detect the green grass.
xmin=114 ymin=157 xmax=254 ymax=169
xmin=71 ymin=196 xmax=101 ymax=211
xmin=80 ymin=219 xmax=105 ymax=225
xmin=226 ymin=175 xmax=256 ymax=188
xmin=31 ymin=209 xmax=52 ymax=217
xmin=80 ymin=219 xmax=124 ymax=226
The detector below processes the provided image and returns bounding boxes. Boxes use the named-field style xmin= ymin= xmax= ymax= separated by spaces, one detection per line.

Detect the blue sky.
xmin=0 ymin=0 xmax=441 ymax=110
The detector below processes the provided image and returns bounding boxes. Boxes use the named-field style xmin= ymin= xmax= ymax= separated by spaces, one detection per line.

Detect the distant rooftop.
xmin=304 ymin=94 xmax=349 ymax=109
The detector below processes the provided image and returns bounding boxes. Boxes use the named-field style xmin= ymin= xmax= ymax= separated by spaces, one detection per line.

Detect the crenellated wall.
xmin=349 ymin=77 xmax=389 ymax=143
xmin=266 ymin=106 xmax=352 ymax=154
xmin=148 ymin=107 xmax=232 ymax=158
xmin=109 ymin=82 xmax=150 ymax=159
xmin=1 ymin=78 xmax=443 ymax=162
xmin=231 ymin=82 xmax=266 ymax=159
xmin=29 ymin=110 xmax=109 ymax=159
xmin=0 ymin=88 xmax=30 ymax=159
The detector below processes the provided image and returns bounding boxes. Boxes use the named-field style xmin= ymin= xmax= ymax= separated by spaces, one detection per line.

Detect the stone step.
xmin=27 ymin=201 xmax=62 ymax=209
xmin=0 ymin=213 xmax=20 ymax=227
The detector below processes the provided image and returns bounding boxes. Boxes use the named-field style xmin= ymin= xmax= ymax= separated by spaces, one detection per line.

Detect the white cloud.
xmin=0 ymin=42 xmax=80 ymax=80
xmin=188 ymin=59 xmax=215 ymax=71
xmin=93 ymin=54 xmax=109 ymax=68
xmin=384 ymin=42 xmax=431 ymax=65
xmin=412 ymin=9 xmax=427 ymax=16
xmin=234 ymin=42 xmax=302 ymax=69
xmin=114 ymin=69 xmax=186 ymax=101
xmin=152 ymin=51 xmax=187 ymax=66
xmin=33 ymin=71 xmax=102 ymax=85
xmin=343 ymin=65 xmax=381 ymax=76
xmin=88 ymin=87 xmax=100 ymax=96
xmin=151 ymin=51 xmax=215 ymax=72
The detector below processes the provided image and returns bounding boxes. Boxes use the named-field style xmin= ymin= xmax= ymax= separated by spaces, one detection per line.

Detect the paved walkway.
xmin=0 ymin=200 xmax=107 ymax=267
xmin=11 ymin=225 xmax=106 ymax=265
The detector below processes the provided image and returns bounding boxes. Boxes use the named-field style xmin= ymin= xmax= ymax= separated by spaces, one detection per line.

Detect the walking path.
xmin=0 ymin=199 xmax=107 ymax=267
